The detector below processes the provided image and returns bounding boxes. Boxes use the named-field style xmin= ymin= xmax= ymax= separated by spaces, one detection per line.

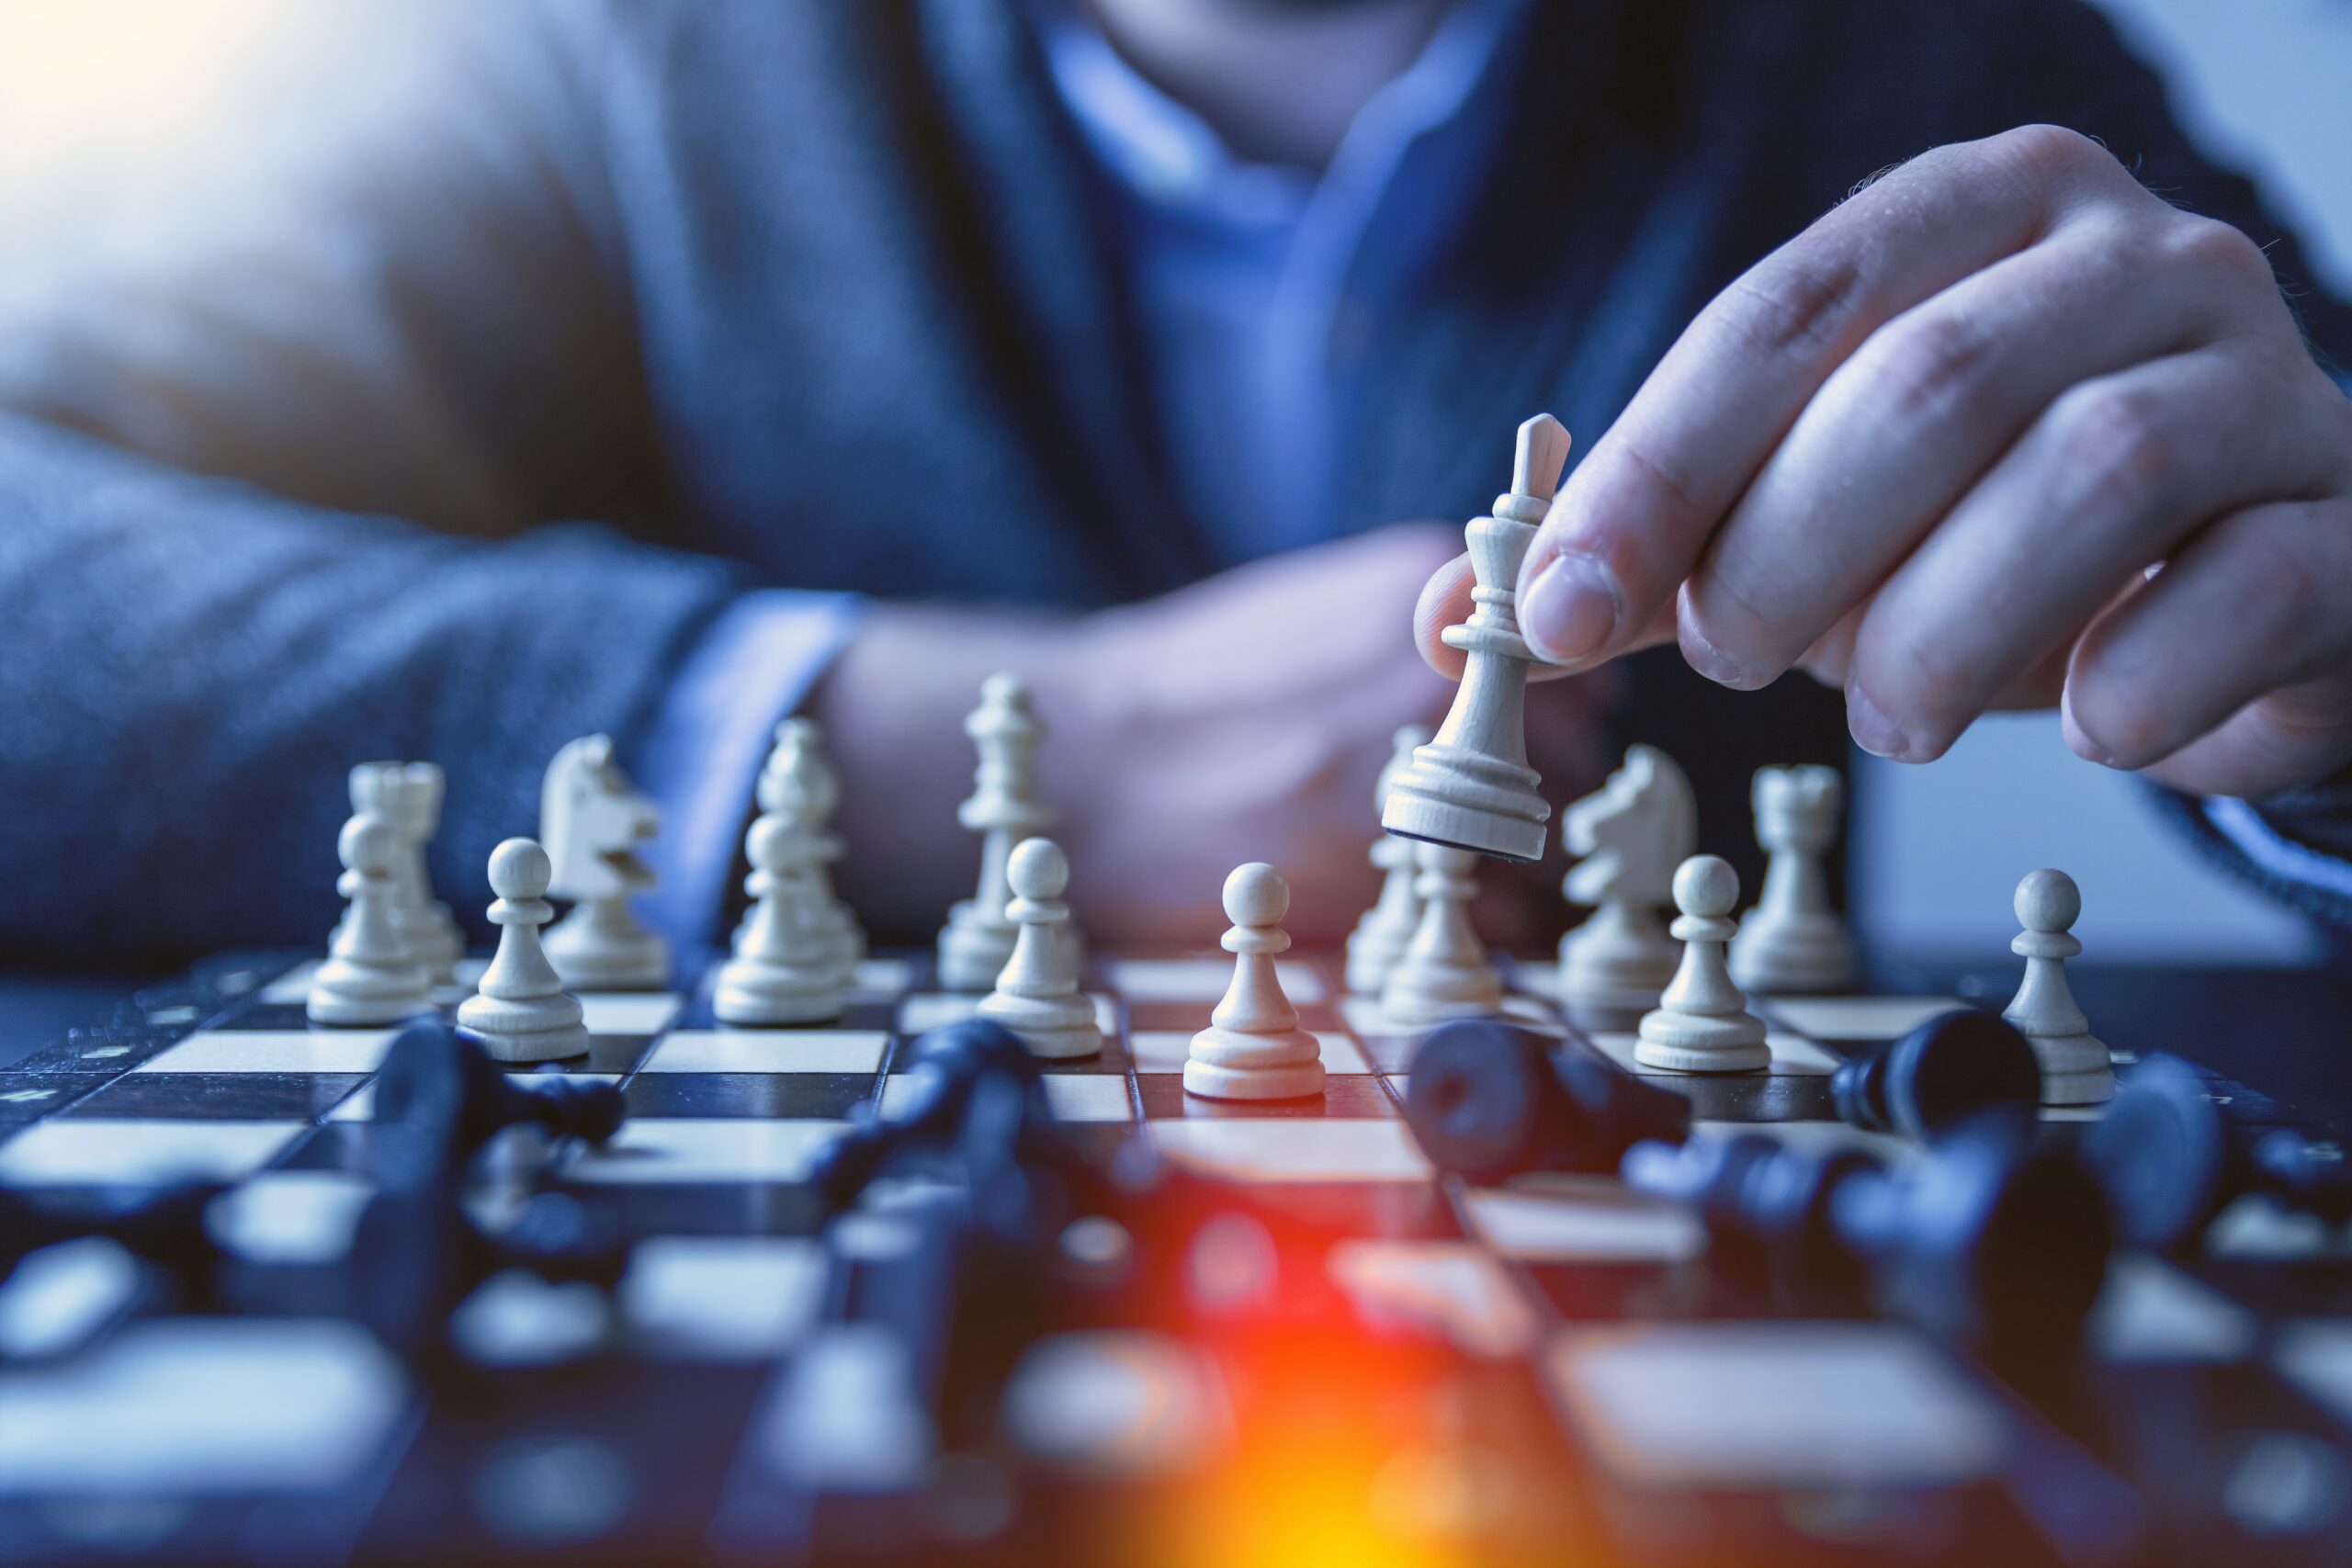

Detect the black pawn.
xmin=371 ymin=1019 xmax=625 ymax=1181
xmin=1406 ymin=1021 xmax=1691 ymax=1184
xmin=1830 ymin=1010 xmax=2041 ymax=1141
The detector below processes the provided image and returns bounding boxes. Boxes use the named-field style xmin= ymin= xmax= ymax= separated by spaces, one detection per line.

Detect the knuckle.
xmin=2048 ymin=383 xmax=2177 ymax=517
xmin=1721 ymin=249 xmax=1873 ymax=361
xmin=2160 ymin=215 xmax=2275 ymax=292
xmin=1988 ymin=123 xmax=2117 ymax=187
xmin=1861 ymin=310 xmax=1997 ymax=429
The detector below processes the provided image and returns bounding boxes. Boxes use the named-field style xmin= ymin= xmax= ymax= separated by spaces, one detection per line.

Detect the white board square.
xmin=578 ymin=993 xmax=684 ymax=1036
xmin=1461 ymin=1179 xmax=1704 ymax=1263
xmin=1148 ymin=1120 xmax=1430 ymax=1183
xmin=2086 ymin=1257 xmax=2257 ymax=1364
xmin=623 ymin=1236 xmax=828 ymax=1357
xmin=848 ymin=959 xmax=914 ymax=997
xmin=205 ymin=1172 xmax=379 ymax=1264
xmin=2277 ymin=1323 xmax=2352 ymax=1427
xmin=639 ymin=1030 xmax=888 ymax=1074
xmin=875 ymin=1073 xmax=1132 ymax=1122
xmin=0 ymin=1121 xmax=306 ymax=1187
xmin=136 ymin=1030 xmax=400 ymax=1075
xmin=1127 ymin=1031 xmax=1368 ymax=1075
xmin=1765 ymin=996 xmax=1967 ymax=1042
xmin=565 ymin=1120 xmax=847 ymax=1184
xmin=1549 ymin=1323 xmax=2007 ymax=1488
xmin=258 ymin=961 xmax=321 ymax=1005
xmin=1328 ymin=1240 xmax=1538 ymax=1358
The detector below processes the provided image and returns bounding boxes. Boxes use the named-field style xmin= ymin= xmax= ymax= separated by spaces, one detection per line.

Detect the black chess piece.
xmin=1624 ymin=1116 xmax=2110 ymax=1355
xmin=1404 ymin=1020 xmax=1691 ymax=1183
xmin=1829 ymin=1010 xmax=2042 ymax=1141
xmin=370 ymin=1017 xmax=625 ymax=1183
xmin=808 ymin=1020 xmax=1046 ymax=1212
xmin=2086 ymin=1053 xmax=2352 ymax=1251
xmin=347 ymin=1183 xmax=628 ymax=1361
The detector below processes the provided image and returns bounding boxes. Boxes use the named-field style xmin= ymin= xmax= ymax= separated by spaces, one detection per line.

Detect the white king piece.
xmin=1380 ymin=413 xmax=1568 ymax=863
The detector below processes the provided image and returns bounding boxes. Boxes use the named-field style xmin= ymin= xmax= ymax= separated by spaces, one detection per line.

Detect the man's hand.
xmin=819 ymin=525 xmax=1611 ymax=948
xmin=1420 ymin=125 xmax=2352 ymax=799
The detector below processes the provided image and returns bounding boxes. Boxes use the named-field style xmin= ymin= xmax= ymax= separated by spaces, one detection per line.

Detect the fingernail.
xmin=2060 ymin=692 xmax=2124 ymax=770
xmin=1679 ymin=624 xmax=1762 ymax=690
xmin=1846 ymin=684 xmax=1912 ymax=761
xmin=1520 ymin=553 xmax=1620 ymax=664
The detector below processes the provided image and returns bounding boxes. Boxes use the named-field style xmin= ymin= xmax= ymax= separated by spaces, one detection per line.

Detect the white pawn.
xmin=1636 ymin=856 xmax=1770 ymax=1073
xmin=334 ymin=762 xmax=461 ymax=985
xmin=310 ymin=814 xmax=435 ymax=1025
xmin=1379 ymin=842 xmax=1506 ymax=1025
xmin=939 ymin=674 xmax=1057 ymax=991
xmin=978 ymin=838 xmax=1100 ymax=1059
xmin=2002 ymin=869 xmax=2113 ymax=1105
xmin=456 ymin=838 xmax=590 ymax=1063
xmin=1728 ymin=765 xmax=1857 ymax=994
xmin=1346 ymin=725 xmax=1431 ymax=995
xmin=1187 ymin=864 xmax=1327 ymax=1101
xmin=713 ymin=813 xmax=847 ymax=1026
xmin=758 ymin=718 xmax=865 ymax=978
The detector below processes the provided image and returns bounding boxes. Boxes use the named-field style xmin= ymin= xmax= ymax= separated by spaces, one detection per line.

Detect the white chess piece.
xmin=1378 ymin=842 xmax=1506 ymax=1024
xmin=1379 ymin=414 xmax=1567 ymax=863
xmin=978 ymin=838 xmax=1101 ymax=1059
xmin=1556 ymin=745 xmax=1694 ymax=1011
xmin=1346 ymin=724 xmax=1432 ymax=995
xmin=939 ymin=673 xmax=1056 ymax=991
xmin=540 ymin=735 xmax=670 ymax=990
xmin=1635 ymin=855 xmax=1770 ymax=1073
xmin=1728 ymin=765 xmax=1857 ymax=994
xmin=456 ymin=838 xmax=590 ymax=1063
xmin=1186 ymin=863 xmax=1326 ymax=1101
xmin=2001 ymin=869 xmax=2113 ymax=1105
xmin=339 ymin=761 xmax=462 ymax=984
xmin=309 ymin=813 xmax=435 ymax=1025
xmin=759 ymin=718 xmax=865 ymax=978
xmin=713 ymin=807 xmax=848 ymax=1027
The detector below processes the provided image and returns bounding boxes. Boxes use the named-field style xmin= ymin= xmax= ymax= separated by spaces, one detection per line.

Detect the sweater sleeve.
xmin=0 ymin=2 xmax=756 ymax=958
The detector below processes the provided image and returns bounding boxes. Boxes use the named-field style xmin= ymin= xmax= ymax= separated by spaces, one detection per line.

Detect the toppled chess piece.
xmin=541 ymin=735 xmax=669 ymax=990
xmin=2086 ymin=1053 xmax=2352 ymax=1251
xmin=349 ymin=1184 xmax=627 ymax=1364
xmin=311 ymin=813 xmax=435 ymax=1026
xmin=1830 ymin=1010 xmax=2042 ymax=1143
xmin=1556 ymin=746 xmax=1694 ymax=1012
xmin=371 ymin=1018 xmax=625 ymax=1183
xmin=1404 ymin=1020 xmax=1690 ymax=1184
xmin=1185 ymin=863 xmax=1325 ymax=1101
xmin=714 ymin=784 xmax=848 ymax=1026
xmin=978 ymin=839 xmax=1100 ymax=1059
xmin=1379 ymin=842 xmax=1506 ymax=1024
xmin=456 ymin=838 xmax=591 ymax=1063
xmin=808 ymin=1020 xmax=1050 ymax=1213
xmin=1380 ymin=414 xmax=1568 ymax=863
xmin=1635 ymin=855 xmax=1769 ymax=1073
xmin=1728 ymin=765 xmax=1857 ymax=994
xmin=939 ymin=673 xmax=1057 ymax=992
xmin=1346 ymin=724 xmax=1432 ymax=996
xmin=2002 ymin=869 xmax=2113 ymax=1105
xmin=1623 ymin=1119 xmax=2110 ymax=1358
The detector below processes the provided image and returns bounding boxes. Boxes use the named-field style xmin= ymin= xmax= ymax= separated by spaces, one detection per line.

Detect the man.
xmin=0 ymin=0 xmax=2346 ymax=961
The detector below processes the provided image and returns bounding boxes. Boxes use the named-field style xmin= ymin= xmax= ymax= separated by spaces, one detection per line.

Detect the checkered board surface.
xmin=5 ymin=949 xmax=2352 ymax=1565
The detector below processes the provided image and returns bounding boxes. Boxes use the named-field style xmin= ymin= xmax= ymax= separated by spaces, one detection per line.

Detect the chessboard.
xmin=5 ymin=944 xmax=2352 ymax=1567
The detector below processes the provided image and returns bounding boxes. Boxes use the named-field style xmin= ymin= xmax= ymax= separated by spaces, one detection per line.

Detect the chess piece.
xmin=1380 ymin=414 xmax=1568 ymax=863
xmin=1185 ymin=864 xmax=1326 ymax=1100
xmin=540 ymin=735 xmax=670 ymax=990
xmin=810 ymin=1020 xmax=1051 ymax=1212
xmin=347 ymin=761 xmax=463 ymax=986
xmin=310 ymin=813 xmax=435 ymax=1026
xmin=1635 ymin=856 xmax=1770 ymax=1073
xmin=977 ymin=838 xmax=1100 ymax=1059
xmin=456 ymin=839 xmax=591 ymax=1063
xmin=1728 ymin=765 xmax=1857 ymax=993
xmin=1346 ymin=724 xmax=1432 ymax=995
xmin=350 ymin=1184 xmax=627 ymax=1363
xmin=1556 ymin=746 xmax=1694 ymax=1010
xmin=2000 ymin=869 xmax=2113 ymax=1105
xmin=759 ymin=718 xmax=865 ymax=978
xmin=939 ymin=673 xmax=1056 ymax=991
xmin=713 ymin=807 xmax=848 ymax=1026
xmin=1405 ymin=1020 xmax=1690 ymax=1184
xmin=371 ymin=1019 xmax=625 ymax=1183
xmin=1829 ymin=1010 xmax=2042 ymax=1142
xmin=1379 ymin=842 xmax=1506 ymax=1024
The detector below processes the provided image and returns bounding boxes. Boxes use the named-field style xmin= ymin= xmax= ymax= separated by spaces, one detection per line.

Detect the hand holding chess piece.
xmin=1186 ymin=864 xmax=1325 ymax=1100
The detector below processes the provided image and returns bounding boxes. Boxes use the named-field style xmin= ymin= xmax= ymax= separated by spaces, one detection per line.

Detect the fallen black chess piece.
xmin=1623 ymin=1117 xmax=2111 ymax=1359
xmin=1830 ymin=1009 xmax=2043 ymax=1141
xmin=2086 ymin=1052 xmax=2352 ymax=1251
xmin=1403 ymin=1019 xmax=1690 ymax=1183
xmin=369 ymin=1017 xmax=626 ymax=1186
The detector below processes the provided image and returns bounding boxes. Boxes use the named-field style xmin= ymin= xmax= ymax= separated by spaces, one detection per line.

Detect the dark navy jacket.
xmin=0 ymin=0 xmax=2345 ymax=956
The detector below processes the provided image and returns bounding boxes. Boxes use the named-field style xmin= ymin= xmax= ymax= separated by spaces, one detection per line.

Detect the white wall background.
xmin=1851 ymin=0 xmax=2352 ymax=964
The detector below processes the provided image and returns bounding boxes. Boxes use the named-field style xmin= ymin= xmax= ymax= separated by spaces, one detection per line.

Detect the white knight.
xmin=540 ymin=735 xmax=669 ymax=990
xmin=1556 ymin=746 xmax=1695 ymax=1011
